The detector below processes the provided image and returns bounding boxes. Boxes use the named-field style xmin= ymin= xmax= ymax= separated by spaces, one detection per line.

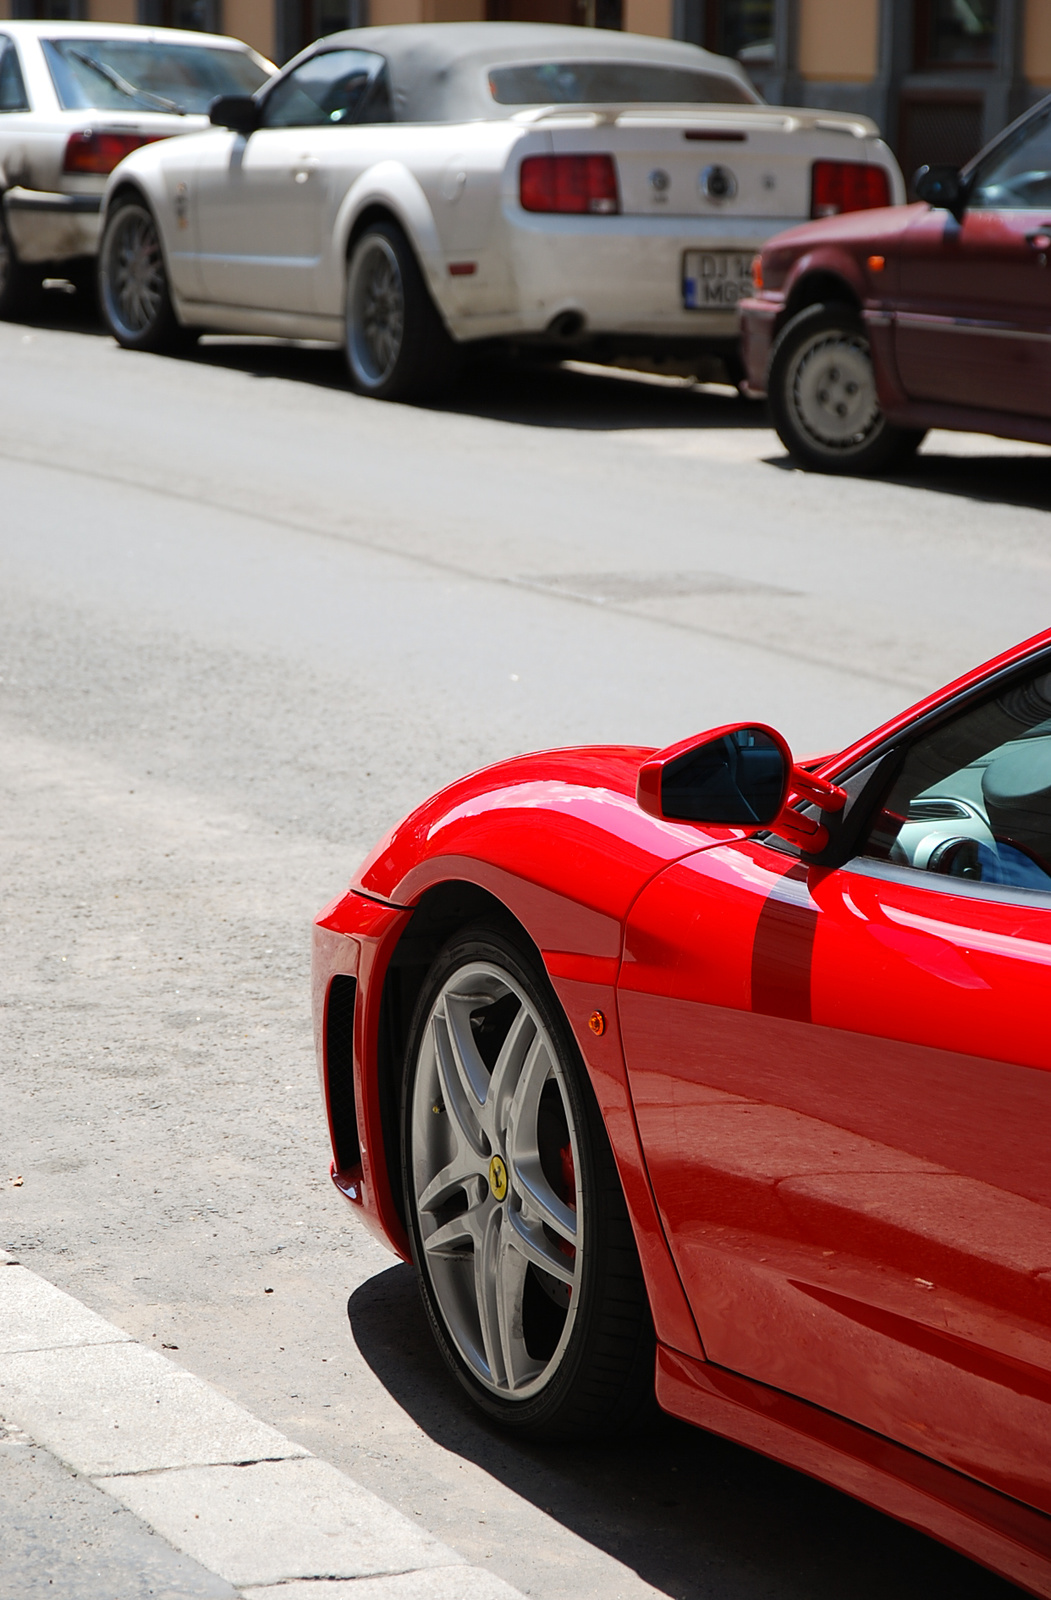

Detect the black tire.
xmin=0 ymin=207 xmax=42 ymax=320
xmin=768 ymin=301 xmax=925 ymax=474
xmin=401 ymin=923 xmax=655 ymax=1441
xmin=99 ymin=198 xmax=190 ymax=353
xmin=345 ymin=220 xmax=459 ymax=401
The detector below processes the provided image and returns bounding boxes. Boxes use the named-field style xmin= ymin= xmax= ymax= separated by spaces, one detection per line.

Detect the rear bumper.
xmin=440 ymin=213 xmax=792 ymax=346
xmin=3 ymin=188 xmax=102 ymax=265
xmin=738 ymin=293 xmax=783 ymax=397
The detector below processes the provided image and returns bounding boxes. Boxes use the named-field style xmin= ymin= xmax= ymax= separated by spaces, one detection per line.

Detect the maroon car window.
xmin=969 ymin=100 xmax=1051 ymax=209
xmin=861 ymin=663 xmax=1051 ymax=892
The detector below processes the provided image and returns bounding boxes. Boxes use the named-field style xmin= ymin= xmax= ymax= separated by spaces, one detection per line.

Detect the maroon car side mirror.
xmin=636 ymin=722 xmax=847 ymax=852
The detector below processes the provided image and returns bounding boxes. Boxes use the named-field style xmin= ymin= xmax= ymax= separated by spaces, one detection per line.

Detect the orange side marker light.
xmin=588 ymin=1011 xmax=606 ymax=1036
xmin=751 ymin=254 xmax=763 ymax=291
xmin=867 ymin=254 xmax=886 ymax=272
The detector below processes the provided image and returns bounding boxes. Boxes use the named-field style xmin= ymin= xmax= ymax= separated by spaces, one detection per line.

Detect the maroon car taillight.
xmin=63 ymin=129 xmax=168 ymax=176
xmin=519 ymin=154 xmax=620 ymax=215
xmin=810 ymin=159 xmax=891 ymax=218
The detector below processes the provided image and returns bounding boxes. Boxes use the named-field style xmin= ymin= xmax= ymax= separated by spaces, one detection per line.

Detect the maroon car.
xmin=741 ymin=94 xmax=1051 ymax=473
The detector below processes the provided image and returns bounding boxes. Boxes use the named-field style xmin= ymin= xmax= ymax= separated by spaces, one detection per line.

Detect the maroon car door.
xmin=892 ymin=103 xmax=1051 ymax=416
xmin=619 ymin=677 xmax=1051 ymax=1512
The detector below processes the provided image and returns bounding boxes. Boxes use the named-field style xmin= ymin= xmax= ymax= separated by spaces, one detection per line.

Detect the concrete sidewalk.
xmin=0 ymin=1250 xmax=524 ymax=1600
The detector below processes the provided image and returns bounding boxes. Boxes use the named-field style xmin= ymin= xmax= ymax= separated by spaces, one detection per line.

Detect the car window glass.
xmin=41 ymin=37 xmax=268 ymax=115
xmin=488 ymin=61 xmax=755 ymax=106
xmin=860 ymin=663 xmax=1051 ymax=893
xmin=261 ymin=49 xmax=391 ymax=128
xmin=969 ymin=102 xmax=1051 ymax=210
xmin=0 ymin=36 xmax=29 ymax=112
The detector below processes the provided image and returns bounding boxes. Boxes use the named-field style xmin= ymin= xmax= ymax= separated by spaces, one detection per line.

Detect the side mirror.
xmin=914 ymin=163 xmax=969 ymax=220
xmin=636 ymin=722 xmax=847 ymax=852
xmin=210 ymin=94 xmax=259 ymax=134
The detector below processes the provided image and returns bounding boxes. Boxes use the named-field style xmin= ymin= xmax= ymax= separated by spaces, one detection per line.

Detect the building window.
xmin=277 ymin=0 xmax=368 ymax=63
xmin=705 ymin=0 xmax=774 ymax=68
xmin=138 ymin=0 xmax=221 ymax=31
xmin=915 ymin=0 xmax=999 ymax=69
xmin=486 ymin=0 xmax=621 ymax=28
xmin=12 ymin=0 xmax=87 ymax=18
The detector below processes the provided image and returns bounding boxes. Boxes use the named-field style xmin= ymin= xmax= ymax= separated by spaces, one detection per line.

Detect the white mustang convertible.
xmin=98 ymin=21 xmax=902 ymax=400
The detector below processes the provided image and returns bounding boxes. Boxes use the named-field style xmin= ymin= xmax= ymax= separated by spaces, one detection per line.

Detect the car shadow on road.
xmin=348 ymin=1263 xmax=1022 ymax=1600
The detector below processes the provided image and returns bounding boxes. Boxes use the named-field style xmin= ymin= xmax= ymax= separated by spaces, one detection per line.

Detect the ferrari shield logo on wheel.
xmin=488 ymin=1154 xmax=508 ymax=1202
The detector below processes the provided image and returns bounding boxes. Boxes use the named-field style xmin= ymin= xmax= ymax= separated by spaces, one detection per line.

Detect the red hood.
xmin=763 ymin=201 xmax=927 ymax=261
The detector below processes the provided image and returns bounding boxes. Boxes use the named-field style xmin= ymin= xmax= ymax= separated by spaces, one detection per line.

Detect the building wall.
xmin=1026 ymin=0 xmax=1051 ymax=90
xmin=622 ymin=0 xmax=671 ymax=38
xmin=797 ymin=0 xmax=877 ymax=83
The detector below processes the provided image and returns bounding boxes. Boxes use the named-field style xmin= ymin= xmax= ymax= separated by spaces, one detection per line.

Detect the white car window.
xmin=261 ymin=49 xmax=391 ymax=129
xmin=0 ymin=35 xmax=29 ymax=112
xmin=42 ymin=36 xmax=268 ymax=115
xmin=488 ymin=61 xmax=756 ymax=106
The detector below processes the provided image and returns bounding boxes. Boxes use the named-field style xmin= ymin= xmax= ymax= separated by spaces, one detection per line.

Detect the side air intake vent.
xmin=326 ymin=975 xmax=359 ymax=1172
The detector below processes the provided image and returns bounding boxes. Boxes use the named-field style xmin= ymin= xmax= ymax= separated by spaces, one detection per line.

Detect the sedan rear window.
xmin=42 ymin=37 xmax=269 ymax=115
xmin=488 ymin=61 xmax=756 ymax=106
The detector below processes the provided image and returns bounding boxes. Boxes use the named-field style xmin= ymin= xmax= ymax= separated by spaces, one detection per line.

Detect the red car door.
xmin=619 ymin=664 xmax=1051 ymax=1512
xmin=893 ymin=103 xmax=1051 ymax=417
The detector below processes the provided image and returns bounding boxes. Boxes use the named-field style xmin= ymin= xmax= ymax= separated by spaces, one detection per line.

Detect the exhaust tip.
xmin=546 ymin=310 xmax=586 ymax=340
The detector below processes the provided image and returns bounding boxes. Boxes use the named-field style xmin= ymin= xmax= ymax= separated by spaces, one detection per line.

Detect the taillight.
xmin=63 ymin=129 xmax=168 ymax=176
xmin=520 ymin=154 xmax=619 ymax=215
xmin=811 ymin=160 xmax=891 ymax=218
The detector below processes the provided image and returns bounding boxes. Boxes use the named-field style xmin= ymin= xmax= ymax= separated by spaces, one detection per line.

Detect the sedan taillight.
xmin=811 ymin=160 xmax=891 ymax=218
xmin=63 ymin=129 xmax=168 ymax=176
xmin=520 ymin=154 xmax=619 ymax=215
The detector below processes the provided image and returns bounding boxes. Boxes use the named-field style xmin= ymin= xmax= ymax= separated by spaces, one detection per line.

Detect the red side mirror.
xmin=637 ymin=722 xmax=847 ymax=852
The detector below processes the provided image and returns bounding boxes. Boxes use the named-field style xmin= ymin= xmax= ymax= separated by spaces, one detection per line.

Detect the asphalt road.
xmin=3 ymin=288 xmax=1049 ymax=1600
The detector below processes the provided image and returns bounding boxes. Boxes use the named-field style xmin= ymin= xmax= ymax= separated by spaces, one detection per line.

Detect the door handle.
xmin=1025 ymin=228 xmax=1051 ymax=266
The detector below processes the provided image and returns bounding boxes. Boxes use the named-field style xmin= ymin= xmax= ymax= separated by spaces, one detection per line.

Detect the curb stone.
xmin=0 ymin=1250 xmax=525 ymax=1599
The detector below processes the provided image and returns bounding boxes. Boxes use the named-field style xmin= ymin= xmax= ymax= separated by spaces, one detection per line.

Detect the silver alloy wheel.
xmin=410 ymin=961 xmax=583 ymax=1400
xmin=346 ymin=234 xmax=405 ymax=389
xmin=103 ymin=206 xmax=165 ymax=339
xmin=788 ymin=326 xmax=882 ymax=453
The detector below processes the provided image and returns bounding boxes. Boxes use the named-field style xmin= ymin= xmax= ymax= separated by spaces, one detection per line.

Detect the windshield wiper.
xmin=69 ymin=50 xmax=186 ymax=115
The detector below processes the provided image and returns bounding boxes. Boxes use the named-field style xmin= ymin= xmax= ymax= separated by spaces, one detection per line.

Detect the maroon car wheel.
xmin=769 ymin=301 xmax=925 ymax=474
xmin=401 ymin=923 xmax=655 ymax=1440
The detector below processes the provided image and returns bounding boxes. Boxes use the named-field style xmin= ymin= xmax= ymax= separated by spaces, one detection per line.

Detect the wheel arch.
xmin=374 ymin=878 xmax=539 ymax=1229
xmin=782 ymin=268 xmax=862 ymax=328
xmin=334 ymin=161 xmax=454 ymax=325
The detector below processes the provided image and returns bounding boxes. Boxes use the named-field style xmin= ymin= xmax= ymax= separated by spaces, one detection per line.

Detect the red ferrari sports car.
xmin=740 ymin=92 xmax=1051 ymax=473
xmin=314 ymin=628 xmax=1051 ymax=1596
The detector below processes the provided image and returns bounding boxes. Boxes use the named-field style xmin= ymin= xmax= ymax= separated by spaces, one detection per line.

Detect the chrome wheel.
xmin=103 ymin=205 xmax=166 ymax=340
xmin=409 ymin=961 xmax=583 ymax=1401
xmin=788 ymin=326 xmax=882 ymax=453
xmin=347 ymin=234 xmax=405 ymax=390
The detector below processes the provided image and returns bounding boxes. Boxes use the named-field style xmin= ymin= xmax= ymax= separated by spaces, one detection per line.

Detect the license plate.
xmin=683 ymin=251 xmax=754 ymax=310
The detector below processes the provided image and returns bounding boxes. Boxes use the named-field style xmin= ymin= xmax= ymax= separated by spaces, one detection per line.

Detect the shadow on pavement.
xmin=348 ymin=1263 xmax=1022 ymax=1600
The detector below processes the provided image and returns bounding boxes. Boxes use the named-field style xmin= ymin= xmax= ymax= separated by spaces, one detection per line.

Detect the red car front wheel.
xmin=401 ymin=924 xmax=655 ymax=1440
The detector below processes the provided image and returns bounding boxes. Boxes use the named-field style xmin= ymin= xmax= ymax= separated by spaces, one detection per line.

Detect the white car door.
xmin=194 ymin=47 xmax=390 ymax=314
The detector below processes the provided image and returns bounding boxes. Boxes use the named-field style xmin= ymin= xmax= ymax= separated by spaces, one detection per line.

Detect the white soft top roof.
xmin=308 ymin=22 xmax=757 ymax=122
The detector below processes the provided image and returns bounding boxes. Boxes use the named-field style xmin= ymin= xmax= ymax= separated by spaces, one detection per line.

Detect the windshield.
xmin=43 ymin=37 xmax=269 ymax=115
xmin=488 ymin=61 xmax=756 ymax=107
xmin=969 ymin=101 xmax=1051 ymax=209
